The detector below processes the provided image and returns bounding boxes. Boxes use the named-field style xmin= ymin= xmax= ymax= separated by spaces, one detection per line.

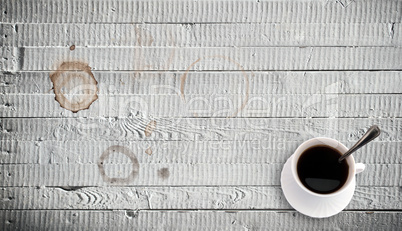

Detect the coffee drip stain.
xmin=134 ymin=26 xmax=154 ymax=46
xmin=49 ymin=61 xmax=98 ymax=113
xmin=97 ymin=145 xmax=140 ymax=184
xmin=145 ymin=147 xmax=152 ymax=155
xmin=145 ymin=120 xmax=157 ymax=137
xmin=157 ymin=168 xmax=169 ymax=179
xmin=180 ymin=56 xmax=250 ymax=118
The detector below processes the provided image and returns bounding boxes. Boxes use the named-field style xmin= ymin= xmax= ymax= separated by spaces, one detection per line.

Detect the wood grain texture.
xmin=2 ymin=72 xmax=401 ymax=118
xmin=1 ymin=140 xmax=400 ymax=164
xmin=2 ymin=71 xmax=402 ymax=94
xmin=1 ymin=118 xmax=400 ymax=142
xmin=0 ymin=186 xmax=401 ymax=210
xmin=2 ymin=23 xmax=401 ymax=47
xmin=2 ymin=94 xmax=401 ymax=118
xmin=1 ymin=210 xmax=401 ymax=231
xmin=2 ymin=0 xmax=401 ymax=23
xmin=0 ymin=163 xmax=400 ymax=187
xmin=1 ymin=0 xmax=402 ymax=226
xmin=3 ymin=47 xmax=402 ymax=72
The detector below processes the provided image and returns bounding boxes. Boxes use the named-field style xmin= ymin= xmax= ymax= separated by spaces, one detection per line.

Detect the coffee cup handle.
xmin=355 ymin=163 xmax=366 ymax=174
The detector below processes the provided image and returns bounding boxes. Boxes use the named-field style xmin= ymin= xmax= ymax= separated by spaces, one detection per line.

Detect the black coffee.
xmin=297 ymin=145 xmax=349 ymax=194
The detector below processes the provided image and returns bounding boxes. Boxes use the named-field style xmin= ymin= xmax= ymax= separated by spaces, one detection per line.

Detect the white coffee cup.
xmin=281 ymin=137 xmax=366 ymax=218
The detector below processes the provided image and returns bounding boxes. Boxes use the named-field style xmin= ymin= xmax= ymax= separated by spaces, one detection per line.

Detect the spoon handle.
xmin=338 ymin=125 xmax=381 ymax=162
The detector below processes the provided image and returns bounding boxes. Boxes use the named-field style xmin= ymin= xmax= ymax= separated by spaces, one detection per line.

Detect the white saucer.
xmin=280 ymin=156 xmax=355 ymax=218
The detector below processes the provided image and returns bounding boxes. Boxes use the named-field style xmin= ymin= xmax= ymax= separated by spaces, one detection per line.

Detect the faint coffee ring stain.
xmin=135 ymin=26 xmax=154 ymax=46
xmin=145 ymin=120 xmax=157 ymax=137
xmin=180 ymin=56 xmax=250 ymax=118
xmin=50 ymin=61 xmax=98 ymax=113
xmin=98 ymin=145 xmax=140 ymax=184
xmin=132 ymin=26 xmax=176 ymax=78
xmin=162 ymin=29 xmax=176 ymax=71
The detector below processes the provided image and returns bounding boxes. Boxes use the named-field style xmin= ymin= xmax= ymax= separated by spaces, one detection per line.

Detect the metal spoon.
xmin=338 ymin=125 xmax=381 ymax=162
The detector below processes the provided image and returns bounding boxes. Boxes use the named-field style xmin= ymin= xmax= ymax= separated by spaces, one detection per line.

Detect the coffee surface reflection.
xmin=297 ymin=145 xmax=349 ymax=194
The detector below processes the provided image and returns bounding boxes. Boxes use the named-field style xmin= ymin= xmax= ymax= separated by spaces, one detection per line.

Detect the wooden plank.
xmin=1 ymin=210 xmax=401 ymax=230
xmin=3 ymin=47 xmax=402 ymax=71
xmin=1 ymin=140 xmax=400 ymax=164
xmin=2 ymin=23 xmax=401 ymax=47
xmin=0 ymin=163 xmax=400 ymax=187
xmin=0 ymin=186 xmax=400 ymax=210
xmin=2 ymin=0 xmax=400 ymax=23
xmin=2 ymin=94 xmax=401 ymax=118
xmin=2 ymin=71 xmax=402 ymax=94
xmin=1 ymin=118 xmax=400 ymax=142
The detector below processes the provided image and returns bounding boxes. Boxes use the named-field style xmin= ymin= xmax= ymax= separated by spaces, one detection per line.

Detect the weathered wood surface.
xmin=3 ymin=47 xmax=402 ymax=72
xmin=2 ymin=0 xmax=401 ymax=23
xmin=1 ymin=0 xmax=402 ymax=229
xmin=1 ymin=210 xmax=401 ymax=231
xmin=1 ymin=23 xmax=401 ymax=47
xmin=2 ymin=71 xmax=402 ymax=94
xmin=1 ymin=71 xmax=402 ymax=117
xmin=2 ymin=94 xmax=402 ymax=118
xmin=1 ymin=140 xmax=400 ymax=164
xmin=2 ymin=118 xmax=400 ymax=141
xmin=1 ymin=71 xmax=401 ymax=118
xmin=1 ymin=186 xmax=401 ymax=210
xmin=1 ymin=163 xmax=400 ymax=187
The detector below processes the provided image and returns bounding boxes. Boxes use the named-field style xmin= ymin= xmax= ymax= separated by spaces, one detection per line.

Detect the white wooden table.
xmin=1 ymin=0 xmax=402 ymax=230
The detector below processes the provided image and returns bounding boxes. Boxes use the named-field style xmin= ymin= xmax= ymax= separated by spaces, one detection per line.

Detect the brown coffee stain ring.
xmin=180 ymin=56 xmax=250 ymax=118
xmin=97 ymin=145 xmax=140 ymax=184
xmin=50 ymin=61 xmax=98 ymax=113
